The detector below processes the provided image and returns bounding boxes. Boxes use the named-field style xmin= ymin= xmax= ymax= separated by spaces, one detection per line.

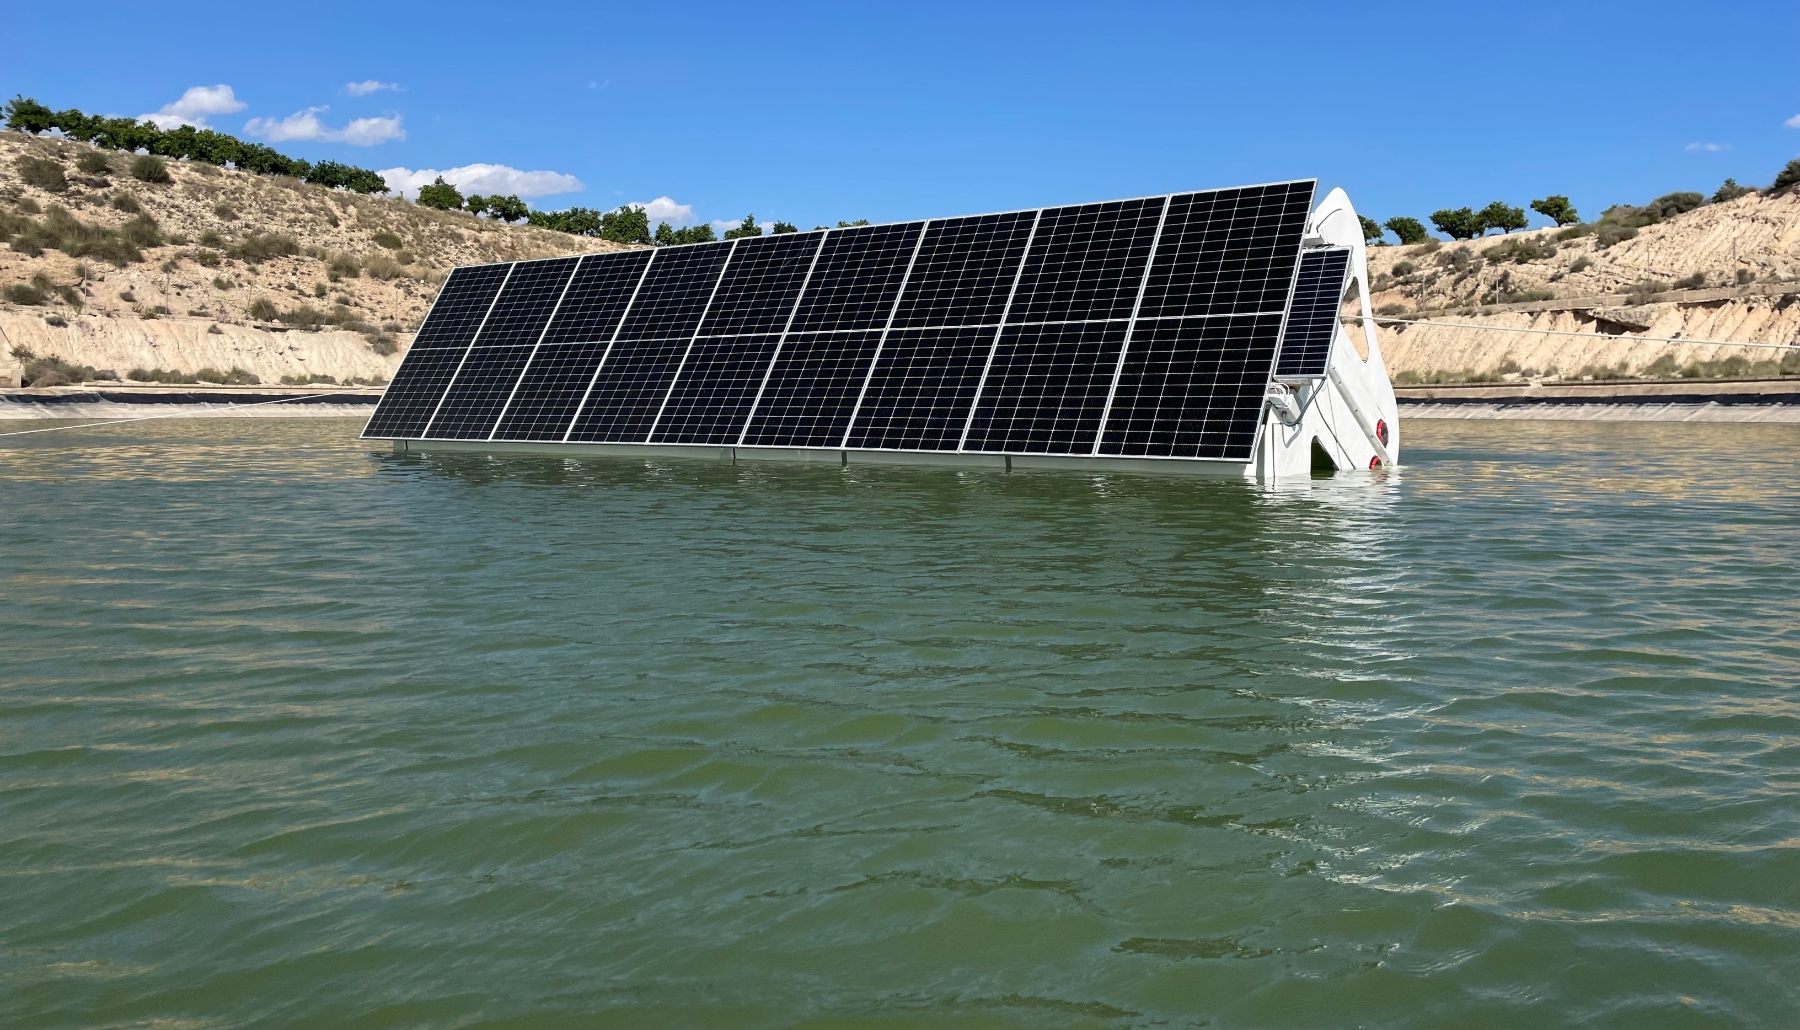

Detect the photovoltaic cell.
xmin=845 ymin=326 xmax=996 ymax=451
xmin=1005 ymin=198 xmax=1164 ymax=323
xmin=698 ymin=233 xmax=822 ymax=335
xmin=890 ymin=212 xmax=1036 ymax=328
xmin=789 ymin=223 xmax=924 ymax=331
xmin=404 ymin=263 xmax=511 ymax=350
xmin=538 ymin=250 xmax=653 ymax=346
xmin=363 ymin=262 xmax=509 ymax=437
xmin=741 ymin=331 xmax=884 ymax=448
xmin=491 ymin=341 xmax=616 ymax=441
xmin=1273 ymin=246 xmax=1350 ymax=379
xmin=424 ymin=257 xmax=578 ymax=439
xmin=963 ymin=321 xmax=1129 ymax=454
xmin=565 ymin=336 xmax=693 ymax=443
xmin=1098 ymin=313 xmax=1286 ymax=461
xmin=491 ymin=251 xmax=654 ymax=441
xmin=649 ymin=334 xmax=783 ymax=445
xmin=1138 ymin=182 xmax=1314 ymax=319
xmin=422 ymin=346 xmax=539 ymax=440
xmin=616 ymin=244 xmax=731 ymax=339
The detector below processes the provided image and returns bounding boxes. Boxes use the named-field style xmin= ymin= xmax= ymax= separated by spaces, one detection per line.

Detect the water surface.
xmin=3 ymin=418 xmax=1798 ymax=1027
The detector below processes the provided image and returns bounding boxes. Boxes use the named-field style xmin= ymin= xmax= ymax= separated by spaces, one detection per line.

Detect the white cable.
xmin=1360 ymin=315 xmax=1799 ymax=353
xmin=0 ymin=391 xmax=357 ymax=438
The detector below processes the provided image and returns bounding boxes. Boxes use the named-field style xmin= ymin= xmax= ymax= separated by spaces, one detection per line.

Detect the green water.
xmin=3 ymin=418 xmax=1798 ymax=1028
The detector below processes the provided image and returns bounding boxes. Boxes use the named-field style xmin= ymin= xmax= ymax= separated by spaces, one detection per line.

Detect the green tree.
xmin=4 ymin=96 xmax=55 ymax=134
xmin=54 ymin=108 xmax=99 ymax=143
xmin=1773 ymin=159 xmax=1800 ymax=194
xmin=1711 ymin=178 xmax=1753 ymax=203
xmin=599 ymin=205 xmax=652 ymax=244
xmin=485 ymin=195 xmax=528 ymax=223
xmin=1529 ymin=195 xmax=1578 ymax=226
xmin=654 ymin=222 xmax=718 ymax=245
xmin=464 ymin=194 xmax=490 ymax=217
xmin=1383 ymin=216 xmax=1429 ymax=245
xmin=416 ymin=176 xmax=463 ymax=211
xmin=723 ymin=213 xmax=764 ymax=240
xmin=1430 ymin=207 xmax=1481 ymax=240
xmin=770 ymin=221 xmax=799 ymax=234
xmin=1477 ymin=201 xmax=1528 ymax=234
xmin=836 ymin=219 xmax=870 ymax=227
xmin=1358 ymin=215 xmax=1383 ymax=244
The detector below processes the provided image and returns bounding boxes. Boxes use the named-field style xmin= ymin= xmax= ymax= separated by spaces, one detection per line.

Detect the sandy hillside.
xmin=1 ymin=132 xmax=632 ymax=385
xmin=1360 ymin=189 xmax=1800 ymax=380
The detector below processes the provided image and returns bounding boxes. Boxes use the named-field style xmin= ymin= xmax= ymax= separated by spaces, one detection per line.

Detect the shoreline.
xmin=4 ymin=381 xmax=1800 ymax=424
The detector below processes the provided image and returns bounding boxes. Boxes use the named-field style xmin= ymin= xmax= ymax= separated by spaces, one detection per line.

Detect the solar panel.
xmin=424 ymin=257 xmax=578 ymax=439
xmin=363 ymin=263 xmax=509 ymax=438
xmin=845 ymin=325 xmax=999 ymax=451
xmin=491 ymin=250 xmax=654 ymax=441
xmin=368 ymin=179 xmax=1320 ymax=467
xmin=740 ymin=330 xmax=884 ymax=448
xmin=1273 ymin=246 xmax=1351 ymax=380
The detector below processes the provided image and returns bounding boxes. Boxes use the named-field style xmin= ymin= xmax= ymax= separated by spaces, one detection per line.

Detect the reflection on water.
xmin=2 ymin=417 xmax=1799 ymax=1026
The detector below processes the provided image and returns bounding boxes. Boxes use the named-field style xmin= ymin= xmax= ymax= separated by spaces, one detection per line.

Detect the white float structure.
xmin=1259 ymin=188 xmax=1400 ymax=478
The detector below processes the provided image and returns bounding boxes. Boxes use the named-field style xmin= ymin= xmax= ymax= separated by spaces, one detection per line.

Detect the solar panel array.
xmin=1273 ymin=246 xmax=1351 ymax=380
xmin=365 ymin=179 xmax=1318 ymax=462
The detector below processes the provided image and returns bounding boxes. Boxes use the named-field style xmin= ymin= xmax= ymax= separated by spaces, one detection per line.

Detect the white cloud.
xmin=379 ymin=163 xmax=585 ymax=200
xmin=634 ymin=196 xmax=695 ymax=225
xmin=139 ymin=85 xmax=246 ymax=129
xmin=1785 ymin=113 xmax=1800 ymax=129
xmin=245 ymin=106 xmax=405 ymax=146
xmin=710 ymin=218 xmax=776 ymax=236
xmin=1684 ymin=141 xmax=1728 ymax=153
xmin=345 ymin=80 xmax=401 ymax=96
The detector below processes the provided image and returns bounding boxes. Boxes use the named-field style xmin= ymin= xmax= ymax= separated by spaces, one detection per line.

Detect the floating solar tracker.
xmin=367 ymin=181 xmax=1401 ymax=477
xmin=1274 ymin=246 xmax=1351 ymax=380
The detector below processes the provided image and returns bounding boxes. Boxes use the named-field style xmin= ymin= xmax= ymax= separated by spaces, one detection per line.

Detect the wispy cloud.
xmin=345 ymin=80 xmax=401 ymax=97
xmin=1785 ymin=113 xmax=1800 ymax=129
xmin=710 ymin=217 xmax=775 ymax=236
xmin=139 ymin=85 xmax=246 ymax=129
xmin=1684 ymin=141 xmax=1729 ymax=153
xmin=379 ymin=163 xmax=584 ymax=200
xmin=245 ymin=106 xmax=405 ymax=146
xmin=634 ymin=196 xmax=695 ymax=225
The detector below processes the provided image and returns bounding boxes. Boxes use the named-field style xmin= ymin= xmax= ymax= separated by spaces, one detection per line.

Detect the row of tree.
xmin=1358 ymin=196 xmax=1578 ymax=245
xmin=4 ymin=96 xmax=389 ymax=194
xmin=1363 ymin=163 xmax=1800 ymax=246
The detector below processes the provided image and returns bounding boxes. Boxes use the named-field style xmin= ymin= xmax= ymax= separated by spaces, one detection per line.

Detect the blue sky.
xmin=11 ymin=0 xmax=1799 ymax=236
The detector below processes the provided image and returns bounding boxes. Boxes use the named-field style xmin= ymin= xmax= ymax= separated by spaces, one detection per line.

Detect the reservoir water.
xmin=3 ymin=417 xmax=1798 ymax=1027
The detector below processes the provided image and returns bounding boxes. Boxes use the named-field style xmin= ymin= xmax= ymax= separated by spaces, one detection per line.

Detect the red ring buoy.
xmin=1375 ymin=418 xmax=1389 ymax=446
xmin=1369 ymin=455 xmax=1382 ymax=469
